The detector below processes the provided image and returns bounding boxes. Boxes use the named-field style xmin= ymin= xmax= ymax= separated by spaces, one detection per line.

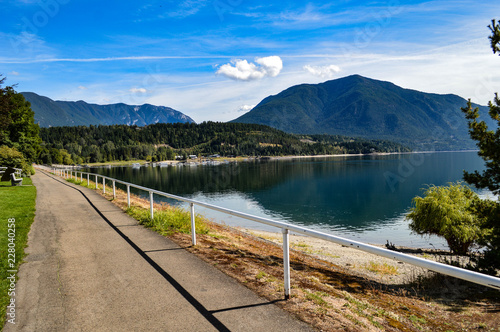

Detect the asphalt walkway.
xmin=5 ymin=170 xmax=314 ymax=331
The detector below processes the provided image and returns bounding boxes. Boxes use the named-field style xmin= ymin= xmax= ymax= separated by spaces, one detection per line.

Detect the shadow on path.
xmin=44 ymin=172 xmax=285 ymax=332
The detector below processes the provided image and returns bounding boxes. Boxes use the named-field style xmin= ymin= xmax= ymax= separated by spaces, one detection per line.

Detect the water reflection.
xmin=88 ymin=151 xmax=486 ymax=248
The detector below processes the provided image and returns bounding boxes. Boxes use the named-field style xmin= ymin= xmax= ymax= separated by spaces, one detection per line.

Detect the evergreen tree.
xmin=461 ymin=19 xmax=500 ymax=274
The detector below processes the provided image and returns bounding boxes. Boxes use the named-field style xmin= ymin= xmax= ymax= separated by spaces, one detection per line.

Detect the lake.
xmin=87 ymin=151 xmax=489 ymax=249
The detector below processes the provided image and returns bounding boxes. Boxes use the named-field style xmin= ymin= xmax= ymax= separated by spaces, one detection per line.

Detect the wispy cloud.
xmin=236 ymin=3 xmax=402 ymax=30
xmin=0 ymin=55 xmax=234 ymax=64
xmin=303 ymin=64 xmax=341 ymax=78
xmin=164 ymin=0 xmax=210 ymax=18
xmin=216 ymin=56 xmax=283 ymax=81
xmin=129 ymin=87 xmax=147 ymax=94
xmin=237 ymin=105 xmax=255 ymax=113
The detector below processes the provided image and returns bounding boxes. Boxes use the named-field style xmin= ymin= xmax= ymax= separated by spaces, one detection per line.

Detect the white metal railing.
xmin=52 ymin=167 xmax=500 ymax=297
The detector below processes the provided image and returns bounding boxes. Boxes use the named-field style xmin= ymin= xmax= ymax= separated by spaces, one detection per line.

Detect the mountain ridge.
xmin=21 ymin=92 xmax=195 ymax=127
xmin=232 ymin=75 xmax=491 ymax=150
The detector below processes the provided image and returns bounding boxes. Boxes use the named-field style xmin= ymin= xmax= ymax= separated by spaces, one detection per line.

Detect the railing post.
xmin=190 ymin=203 xmax=196 ymax=246
xmin=127 ymin=185 xmax=131 ymax=208
xmin=87 ymin=173 xmax=90 ymax=186
xmin=95 ymin=175 xmax=98 ymax=189
xmin=112 ymin=180 xmax=116 ymax=199
xmin=149 ymin=191 xmax=154 ymax=219
xmin=282 ymin=228 xmax=290 ymax=300
xmin=81 ymin=172 xmax=83 ymax=182
xmin=103 ymin=177 xmax=106 ymax=193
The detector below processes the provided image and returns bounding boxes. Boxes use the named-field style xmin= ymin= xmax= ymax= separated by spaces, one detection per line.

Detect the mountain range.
xmin=21 ymin=92 xmax=195 ymax=127
xmin=232 ymin=75 xmax=493 ymax=150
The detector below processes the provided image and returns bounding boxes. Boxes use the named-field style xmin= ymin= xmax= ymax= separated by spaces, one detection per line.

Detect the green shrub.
xmin=0 ymin=145 xmax=31 ymax=175
xmin=406 ymin=183 xmax=487 ymax=255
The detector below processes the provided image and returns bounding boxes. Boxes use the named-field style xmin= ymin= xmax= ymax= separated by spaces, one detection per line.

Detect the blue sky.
xmin=1 ymin=0 xmax=500 ymax=122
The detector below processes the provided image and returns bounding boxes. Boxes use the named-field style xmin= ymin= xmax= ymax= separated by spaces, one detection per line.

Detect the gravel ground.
xmin=241 ymin=228 xmax=464 ymax=285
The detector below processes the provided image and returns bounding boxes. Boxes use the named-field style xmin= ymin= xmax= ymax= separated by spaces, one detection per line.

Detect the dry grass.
xmin=364 ymin=262 xmax=399 ymax=276
xmin=65 ymin=175 xmax=500 ymax=332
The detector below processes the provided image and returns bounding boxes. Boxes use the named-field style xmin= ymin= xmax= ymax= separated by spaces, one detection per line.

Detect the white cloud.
xmin=78 ymin=85 xmax=87 ymax=90
xmin=9 ymin=71 xmax=19 ymax=76
xmin=237 ymin=104 xmax=256 ymax=112
xmin=303 ymin=64 xmax=341 ymax=78
xmin=129 ymin=87 xmax=147 ymax=93
xmin=216 ymin=56 xmax=283 ymax=81
xmin=162 ymin=0 xmax=210 ymax=18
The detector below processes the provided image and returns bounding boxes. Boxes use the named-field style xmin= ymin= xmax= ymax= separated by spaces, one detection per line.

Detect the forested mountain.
xmin=21 ymin=92 xmax=195 ymax=127
xmin=38 ymin=122 xmax=410 ymax=164
xmin=232 ymin=75 xmax=492 ymax=151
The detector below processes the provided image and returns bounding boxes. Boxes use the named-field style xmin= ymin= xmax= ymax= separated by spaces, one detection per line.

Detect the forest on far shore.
xmin=38 ymin=122 xmax=411 ymax=165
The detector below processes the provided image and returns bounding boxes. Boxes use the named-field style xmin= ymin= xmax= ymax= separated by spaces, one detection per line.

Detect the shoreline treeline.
xmin=38 ymin=122 xmax=410 ymax=164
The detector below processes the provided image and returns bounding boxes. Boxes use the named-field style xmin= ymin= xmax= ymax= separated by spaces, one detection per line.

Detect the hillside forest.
xmin=38 ymin=122 xmax=410 ymax=164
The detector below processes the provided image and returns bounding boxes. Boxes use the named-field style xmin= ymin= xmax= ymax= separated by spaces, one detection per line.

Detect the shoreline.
xmin=49 ymin=149 xmax=480 ymax=168
xmin=238 ymin=228 xmax=466 ymax=285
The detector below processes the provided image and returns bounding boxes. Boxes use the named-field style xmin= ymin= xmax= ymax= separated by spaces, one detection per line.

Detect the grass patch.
xmin=126 ymin=205 xmax=209 ymax=236
xmin=0 ymin=178 xmax=36 ymax=329
xmin=409 ymin=314 xmax=427 ymax=329
xmin=305 ymin=290 xmax=331 ymax=307
xmin=64 ymin=174 xmax=211 ymax=237
xmin=364 ymin=261 xmax=398 ymax=275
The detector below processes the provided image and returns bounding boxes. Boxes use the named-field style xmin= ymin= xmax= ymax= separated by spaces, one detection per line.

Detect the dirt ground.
xmin=168 ymin=223 xmax=500 ymax=332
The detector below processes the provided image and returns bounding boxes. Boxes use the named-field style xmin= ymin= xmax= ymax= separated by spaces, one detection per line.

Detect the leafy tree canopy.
xmin=406 ymin=183 xmax=487 ymax=255
xmin=0 ymin=75 xmax=40 ymax=162
xmin=0 ymin=145 xmax=33 ymax=175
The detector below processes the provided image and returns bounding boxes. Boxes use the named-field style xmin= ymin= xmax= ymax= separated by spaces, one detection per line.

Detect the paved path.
xmin=5 ymin=171 xmax=314 ymax=332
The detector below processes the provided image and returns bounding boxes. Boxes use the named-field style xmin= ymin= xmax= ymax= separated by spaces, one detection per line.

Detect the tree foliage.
xmin=0 ymin=145 xmax=33 ymax=175
xmin=459 ymin=19 xmax=500 ymax=273
xmin=406 ymin=183 xmax=487 ymax=254
xmin=489 ymin=19 xmax=500 ymax=54
xmin=0 ymin=76 xmax=40 ymax=162
xmin=461 ymin=20 xmax=500 ymax=196
xmin=38 ymin=122 xmax=410 ymax=164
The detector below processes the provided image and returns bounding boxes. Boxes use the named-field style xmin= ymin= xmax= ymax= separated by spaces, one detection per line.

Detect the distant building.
xmin=189 ymin=155 xmax=197 ymax=159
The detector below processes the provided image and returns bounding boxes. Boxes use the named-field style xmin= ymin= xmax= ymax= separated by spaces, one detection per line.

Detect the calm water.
xmin=88 ymin=151 xmax=489 ymax=249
